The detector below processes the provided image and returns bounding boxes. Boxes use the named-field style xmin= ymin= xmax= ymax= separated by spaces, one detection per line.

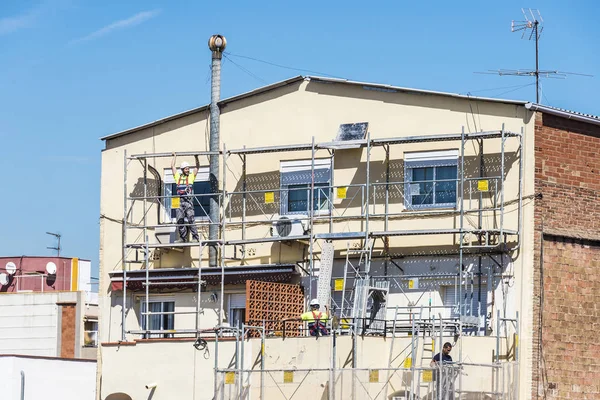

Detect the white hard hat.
xmin=180 ymin=161 xmax=190 ymax=169
xmin=309 ymin=298 xmax=319 ymax=306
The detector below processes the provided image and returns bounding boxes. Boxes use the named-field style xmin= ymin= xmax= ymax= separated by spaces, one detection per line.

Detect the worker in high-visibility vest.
xmin=299 ymin=299 xmax=329 ymax=336
xmin=171 ymin=153 xmax=200 ymax=242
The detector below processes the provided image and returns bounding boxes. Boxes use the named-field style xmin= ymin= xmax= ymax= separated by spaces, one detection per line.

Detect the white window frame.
xmin=163 ymin=167 xmax=210 ymax=223
xmin=227 ymin=293 xmax=246 ymax=329
xmin=139 ymin=296 xmax=176 ymax=338
xmin=83 ymin=319 xmax=99 ymax=347
xmin=404 ymin=150 xmax=459 ymax=210
xmin=280 ymin=159 xmax=332 ymax=216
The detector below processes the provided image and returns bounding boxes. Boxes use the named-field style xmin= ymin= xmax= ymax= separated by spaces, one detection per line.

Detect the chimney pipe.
xmin=208 ymin=35 xmax=226 ymax=267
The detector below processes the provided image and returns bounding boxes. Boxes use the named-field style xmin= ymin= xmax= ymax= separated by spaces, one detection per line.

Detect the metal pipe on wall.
xmin=208 ymin=35 xmax=226 ymax=267
xmin=20 ymin=370 xmax=25 ymax=400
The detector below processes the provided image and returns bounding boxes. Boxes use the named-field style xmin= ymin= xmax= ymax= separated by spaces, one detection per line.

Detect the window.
xmin=287 ymin=183 xmax=330 ymax=213
xmin=140 ymin=299 xmax=175 ymax=338
xmin=280 ymin=159 xmax=332 ymax=215
xmin=404 ymin=150 xmax=458 ymax=209
xmin=228 ymin=293 xmax=246 ymax=328
xmin=443 ymin=285 xmax=488 ymax=318
xmin=164 ymin=168 xmax=211 ymax=221
xmin=84 ymin=320 xmax=98 ymax=347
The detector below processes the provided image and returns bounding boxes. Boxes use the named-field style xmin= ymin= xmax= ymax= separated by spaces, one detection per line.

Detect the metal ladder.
xmin=337 ymin=239 xmax=375 ymax=323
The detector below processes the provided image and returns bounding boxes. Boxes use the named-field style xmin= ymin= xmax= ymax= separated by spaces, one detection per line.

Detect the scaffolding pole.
xmin=122 ymin=149 xmax=128 ymax=341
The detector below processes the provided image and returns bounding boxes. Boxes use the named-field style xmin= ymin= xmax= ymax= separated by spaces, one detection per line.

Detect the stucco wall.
xmin=100 ymin=335 xmax=512 ymax=400
xmin=98 ymin=78 xmax=537 ymax=398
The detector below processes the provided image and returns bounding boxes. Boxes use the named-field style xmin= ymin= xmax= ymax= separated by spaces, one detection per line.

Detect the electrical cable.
xmin=222 ymin=53 xmax=268 ymax=84
xmin=223 ymin=51 xmax=345 ymax=79
xmin=492 ymin=82 xmax=536 ymax=98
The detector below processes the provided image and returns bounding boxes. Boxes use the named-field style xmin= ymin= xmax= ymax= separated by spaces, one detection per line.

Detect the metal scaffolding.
xmin=116 ymin=125 xmax=523 ymax=397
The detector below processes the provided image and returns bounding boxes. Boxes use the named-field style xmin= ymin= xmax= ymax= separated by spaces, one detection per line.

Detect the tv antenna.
xmin=46 ymin=232 xmax=61 ymax=257
xmin=477 ymin=9 xmax=592 ymax=103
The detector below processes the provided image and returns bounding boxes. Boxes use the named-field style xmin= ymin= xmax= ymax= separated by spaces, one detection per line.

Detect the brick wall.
xmin=532 ymin=112 xmax=600 ymax=399
xmin=59 ymin=303 xmax=77 ymax=358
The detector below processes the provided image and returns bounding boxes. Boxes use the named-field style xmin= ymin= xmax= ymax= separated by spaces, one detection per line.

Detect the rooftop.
xmin=101 ymin=75 xmax=528 ymax=141
xmin=101 ymin=76 xmax=600 ymax=142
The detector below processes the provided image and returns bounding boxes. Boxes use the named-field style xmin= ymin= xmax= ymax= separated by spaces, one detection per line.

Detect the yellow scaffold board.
xmin=283 ymin=370 xmax=294 ymax=383
xmin=264 ymin=192 xmax=275 ymax=204
xmin=225 ymin=372 xmax=235 ymax=384
xmin=369 ymin=369 xmax=379 ymax=383
xmin=477 ymin=179 xmax=489 ymax=192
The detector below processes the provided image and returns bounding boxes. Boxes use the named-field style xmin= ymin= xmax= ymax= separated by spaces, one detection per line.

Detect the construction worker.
xmin=430 ymin=342 xmax=454 ymax=399
xmin=298 ymin=299 xmax=329 ymax=336
xmin=171 ymin=153 xmax=201 ymax=242
xmin=283 ymin=299 xmax=329 ymax=336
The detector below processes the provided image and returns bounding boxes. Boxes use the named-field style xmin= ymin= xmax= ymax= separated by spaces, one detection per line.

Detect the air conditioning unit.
xmin=272 ymin=215 xmax=307 ymax=238
xmin=156 ymin=226 xmax=177 ymax=244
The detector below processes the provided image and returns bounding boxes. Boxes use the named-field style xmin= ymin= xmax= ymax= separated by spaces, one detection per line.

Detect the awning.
xmin=109 ymin=264 xmax=297 ymax=291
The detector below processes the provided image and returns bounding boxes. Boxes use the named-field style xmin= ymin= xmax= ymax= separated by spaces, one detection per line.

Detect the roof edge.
xmin=100 ymin=76 xmax=305 ymax=141
xmin=525 ymin=102 xmax=600 ymax=127
xmin=306 ymin=76 xmax=528 ymax=106
xmin=101 ymin=74 xmax=529 ymax=142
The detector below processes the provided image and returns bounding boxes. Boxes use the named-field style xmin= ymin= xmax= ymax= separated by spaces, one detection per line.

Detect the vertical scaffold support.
xmin=308 ymin=136 xmax=316 ymax=301
xmin=364 ymin=131 xmax=371 ymax=278
xmin=143 ymin=156 xmax=150 ymax=338
xmin=121 ymin=149 xmax=128 ymax=341
xmin=219 ymin=145 xmax=228 ymax=327
xmin=195 ymin=241 xmax=204 ymax=337
xmin=459 ymin=126 xmax=465 ymax=317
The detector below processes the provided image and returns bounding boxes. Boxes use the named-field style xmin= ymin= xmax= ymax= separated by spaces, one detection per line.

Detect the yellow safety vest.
xmin=174 ymin=172 xmax=196 ymax=196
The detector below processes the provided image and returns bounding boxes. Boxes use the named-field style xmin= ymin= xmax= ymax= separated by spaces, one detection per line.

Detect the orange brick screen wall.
xmin=60 ymin=303 xmax=77 ymax=358
xmin=532 ymin=112 xmax=600 ymax=399
xmin=245 ymin=280 xmax=304 ymax=337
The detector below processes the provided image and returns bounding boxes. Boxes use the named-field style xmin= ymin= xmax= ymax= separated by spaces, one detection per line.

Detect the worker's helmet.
xmin=309 ymin=298 xmax=319 ymax=307
xmin=180 ymin=161 xmax=190 ymax=169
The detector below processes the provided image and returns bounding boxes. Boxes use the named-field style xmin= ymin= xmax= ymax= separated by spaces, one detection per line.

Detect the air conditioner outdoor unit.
xmin=272 ymin=215 xmax=307 ymax=238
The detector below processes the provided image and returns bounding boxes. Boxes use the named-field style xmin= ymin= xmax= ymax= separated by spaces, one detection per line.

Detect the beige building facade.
xmin=98 ymin=76 xmax=536 ymax=399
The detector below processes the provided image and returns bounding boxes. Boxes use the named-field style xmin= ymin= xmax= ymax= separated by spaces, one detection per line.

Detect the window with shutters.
xmin=228 ymin=293 xmax=246 ymax=328
xmin=280 ymin=159 xmax=332 ymax=215
xmin=442 ymin=285 xmax=488 ymax=318
xmin=404 ymin=150 xmax=458 ymax=209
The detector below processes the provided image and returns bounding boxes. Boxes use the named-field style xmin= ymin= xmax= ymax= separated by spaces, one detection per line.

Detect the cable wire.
xmin=224 ymin=51 xmax=345 ymax=79
xmin=222 ymin=53 xmax=268 ymax=84
xmin=491 ymin=82 xmax=536 ymax=98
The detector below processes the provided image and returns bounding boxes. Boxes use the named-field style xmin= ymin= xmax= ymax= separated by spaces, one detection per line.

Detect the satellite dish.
xmin=0 ymin=273 xmax=8 ymax=286
xmin=5 ymin=262 xmax=16 ymax=275
xmin=46 ymin=262 xmax=57 ymax=275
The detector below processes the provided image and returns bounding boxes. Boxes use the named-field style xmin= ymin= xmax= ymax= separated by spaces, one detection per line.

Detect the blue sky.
xmin=0 ymin=1 xmax=598 ymax=280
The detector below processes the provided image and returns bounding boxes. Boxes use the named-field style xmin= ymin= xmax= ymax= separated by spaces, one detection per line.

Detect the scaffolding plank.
xmin=316 ymin=241 xmax=335 ymax=309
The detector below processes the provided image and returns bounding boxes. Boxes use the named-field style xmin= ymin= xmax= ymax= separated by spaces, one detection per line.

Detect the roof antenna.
xmin=46 ymin=232 xmax=61 ymax=256
xmin=477 ymin=9 xmax=592 ymax=104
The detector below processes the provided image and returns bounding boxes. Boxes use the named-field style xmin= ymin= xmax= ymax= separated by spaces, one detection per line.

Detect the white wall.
xmin=0 ymin=292 xmax=90 ymax=357
xmin=0 ymin=355 xmax=96 ymax=400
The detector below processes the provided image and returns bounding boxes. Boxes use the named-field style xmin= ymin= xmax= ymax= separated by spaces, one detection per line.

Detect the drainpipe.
xmin=21 ymin=370 xmax=25 ymax=400
xmin=208 ymin=34 xmax=227 ymax=267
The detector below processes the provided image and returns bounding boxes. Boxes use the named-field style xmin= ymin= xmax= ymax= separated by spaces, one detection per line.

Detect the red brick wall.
xmin=60 ymin=303 xmax=77 ymax=358
xmin=532 ymin=113 xmax=600 ymax=399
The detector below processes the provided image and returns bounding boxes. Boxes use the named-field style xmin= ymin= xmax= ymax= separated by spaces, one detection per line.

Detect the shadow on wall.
xmin=225 ymin=151 xmax=520 ymax=219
